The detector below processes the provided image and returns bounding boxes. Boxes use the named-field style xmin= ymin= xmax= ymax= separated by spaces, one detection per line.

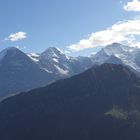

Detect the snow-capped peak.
xmin=39 ymin=47 xmax=69 ymax=61
xmin=102 ymin=43 xmax=132 ymax=56
xmin=37 ymin=47 xmax=71 ymax=76
xmin=41 ymin=47 xmax=63 ymax=58
xmin=91 ymin=43 xmax=140 ymax=72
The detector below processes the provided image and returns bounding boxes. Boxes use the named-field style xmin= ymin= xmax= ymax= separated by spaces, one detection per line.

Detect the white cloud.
xmin=5 ymin=32 xmax=27 ymax=41
xmin=123 ymin=0 xmax=140 ymax=12
xmin=68 ymin=19 xmax=140 ymax=51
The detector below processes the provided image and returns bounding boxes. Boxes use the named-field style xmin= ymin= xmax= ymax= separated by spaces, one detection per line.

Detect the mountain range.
xmin=1 ymin=63 xmax=140 ymax=140
xmin=0 ymin=47 xmax=58 ymax=99
xmin=29 ymin=43 xmax=140 ymax=74
xmin=1 ymin=43 xmax=140 ymax=98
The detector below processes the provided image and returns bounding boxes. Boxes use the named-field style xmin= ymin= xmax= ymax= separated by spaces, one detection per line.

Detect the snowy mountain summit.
xmin=38 ymin=47 xmax=70 ymax=75
xmin=28 ymin=43 xmax=140 ymax=75
xmin=92 ymin=43 xmax=140 ymax=71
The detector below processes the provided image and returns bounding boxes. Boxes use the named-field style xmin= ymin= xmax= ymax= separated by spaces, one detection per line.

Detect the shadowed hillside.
xmin=0 ymin=64 xmax=140 ymax=140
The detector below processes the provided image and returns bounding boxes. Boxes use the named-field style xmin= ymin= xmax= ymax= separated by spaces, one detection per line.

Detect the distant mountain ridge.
xmin=29 ymin=43 xmax=140 ymax=73
xmin=1 ymin=43 xmax=140 ymax=98
xmin=92 ymin=43 xmax=140 ymax=71
xmin=0 ymin=47 xmax=58 ymax=99
xmin=35 ymin=47 xmax=93 ymax=77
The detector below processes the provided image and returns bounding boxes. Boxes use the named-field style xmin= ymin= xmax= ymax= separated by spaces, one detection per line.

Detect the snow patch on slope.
xmin=54 ymin=65 xmax=69 ymax=75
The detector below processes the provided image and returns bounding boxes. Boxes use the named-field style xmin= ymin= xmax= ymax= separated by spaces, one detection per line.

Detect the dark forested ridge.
xmin=1 ymin=64 xmax=140 ymax=140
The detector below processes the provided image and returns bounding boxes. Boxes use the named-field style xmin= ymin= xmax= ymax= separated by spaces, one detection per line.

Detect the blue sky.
xmin=0 ymin=0 xmax=140 ymax=56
